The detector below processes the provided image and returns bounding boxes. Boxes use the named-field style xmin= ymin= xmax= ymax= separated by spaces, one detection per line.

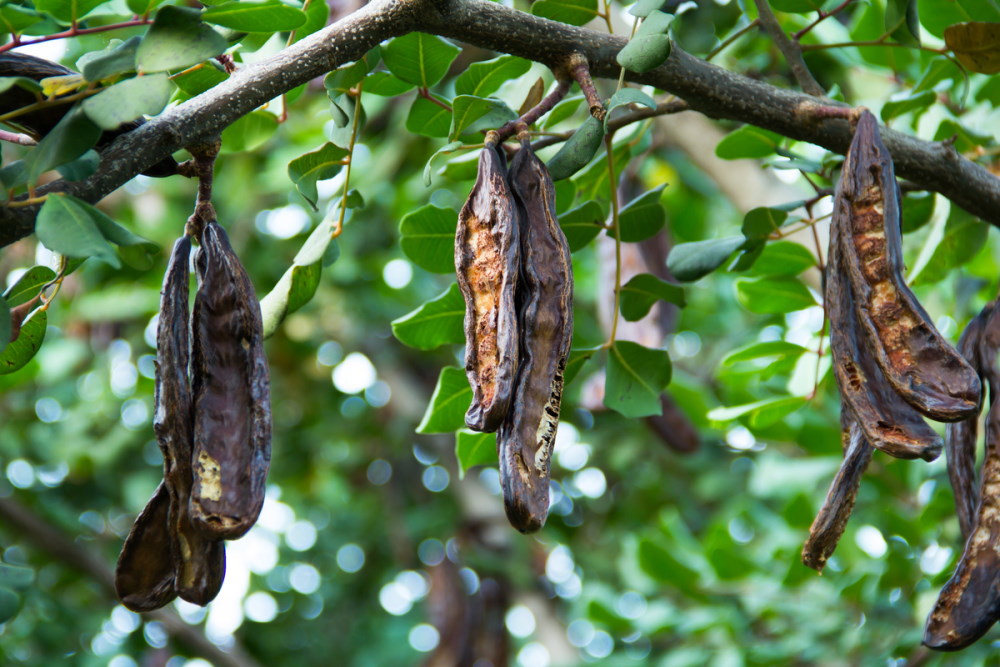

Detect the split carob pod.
xmin=826 ymin=200 xmax=942 ymax=462
xmin=801 ymin=417 xmax=874 ymax=572
xmin=455 ymin=132 xmax=520 ymax=433
xmin=190 ymin=221 xmax=272 ymax=539
xmin=836 ymin=109 xmax=980 ymax=422
xmin=497 ymin=134 xmax=573 ymax=533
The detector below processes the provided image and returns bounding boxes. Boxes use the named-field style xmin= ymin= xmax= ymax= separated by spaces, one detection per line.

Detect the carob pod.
xmin=497 ymin=134 xmax=573 ymax=533
xmin=836 ymin=110 xmax=980 ymax=422
xmin=946 ymin=304 xmax=993 ymax=541
xmin=115 ymin=482 xmax=177 ymax=612
xmin=455 ymin=134 xmax=520 ymax=432
xmin=827 ymin=202 xmax=942 ymax=461
xmin=190 ymin=221 xmax=272 ymax=539
xmin=801 ymin=417 xmax=874 ymax=572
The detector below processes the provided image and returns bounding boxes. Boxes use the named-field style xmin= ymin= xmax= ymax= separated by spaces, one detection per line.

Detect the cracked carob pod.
xmin=190 ymin=221 xmax=272 ymax=539
xmin=497 ymin=134 xmax=573 ymax=533
xmin=827 ymin=203 xmax=942 ymax=461
xmin=456 ymin=133 xmax=520 ymax=432
xmin=836 ymin=110 xmax=980 ymax=422
xmin=801 ymin=417 xmax=874 ymax=572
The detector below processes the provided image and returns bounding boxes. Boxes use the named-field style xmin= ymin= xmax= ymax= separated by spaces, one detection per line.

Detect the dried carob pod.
xmin=190 ymin=221 xmax=272 ymax=539
xmin=115 ymin=482 xmax=177 ymax=611
xmin=497 ymin=134 xmax=573 ymax=533
xmin=455 ymin=133 xmax=520 ymax=433
xmin=827 ymin=205 xmax=942 ymax=461
xmin=801 ymin=417 xmax=873 ymax=572
xmin=836 ymin=110 xmax=980 ymax=422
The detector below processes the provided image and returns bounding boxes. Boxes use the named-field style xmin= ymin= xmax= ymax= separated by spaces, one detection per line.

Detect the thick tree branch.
xmin=0 ymin=495 xmax=261 ymax=667
xmin=2 ymin=0 xmax=999 ymax=248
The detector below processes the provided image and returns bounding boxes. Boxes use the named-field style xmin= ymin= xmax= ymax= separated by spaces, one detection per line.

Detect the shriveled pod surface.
xmin=801 ymin=419 xmax=873 ymax=572
xmin=836 ymin=110 xmax=980 ymax=422
xmin=827 ymin=209 xmax=942 ymax=461
xmin=153 ymin=235 xmax=226 ymax=604
xmin=455 ymin=135 xmax=520 ymax=433
xmin=497 ymin=135 xmax=573 ymax=533
xmin=190 ymin=221 xmax=272 ymax=540
xmin=115 ymin=483 xmax=177 ymax=612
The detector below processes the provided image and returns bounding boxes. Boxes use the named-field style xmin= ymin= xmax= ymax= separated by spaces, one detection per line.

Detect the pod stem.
xmin=181 ymin=139 xmax=221 ymax=238
xmin=495 ymin=78 xmax=571 ymax=143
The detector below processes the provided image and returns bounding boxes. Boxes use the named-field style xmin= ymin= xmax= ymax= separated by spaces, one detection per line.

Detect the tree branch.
xmin=2 ymin=0 xmax=999 ymax=247
xmin=0 ymin=495 xmax=262 ymax=667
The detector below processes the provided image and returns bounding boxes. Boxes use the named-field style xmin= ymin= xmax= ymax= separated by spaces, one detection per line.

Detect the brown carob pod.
xmin=455 ymin=134 xmax=520 ymax=432
xmin=946 ymin=304 xmax=993 ymax=541
xmin=827 ymin=206 xmax=942 ymax=461
xmin=153 ymin=235 xmax=226 ymax=604
xmin=497 ymin=134 xmax=573 ymax=533
xmin=115 ymin=483 xmax=177 ymax=612
xmin=836 ymin=110 xmax=980 ymax=422
xmin=190 ymin=221 xmax=272 ymax=539
xmin=802 ymin=417 xmax=874 ymax=572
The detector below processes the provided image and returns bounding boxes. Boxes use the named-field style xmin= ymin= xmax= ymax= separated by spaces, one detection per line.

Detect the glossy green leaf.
xmin=735 ymin=276 xmax=816 ymax=314
xmin=620 ymin=273 xmax=685 ymax=321
xmin=455 ymin=429 xmax=497 ymax=477
xmin=391 ymin=282 xmax=465 ymax=350
xmin=382 ymin=33 xmax=460 ymax=88
xmin=202 ymin=0 xmax=306 ymax=32
xmin=559 ymin=201 xmax=605 ymax=251
xmin=617 ymin=185 xmax=666 ymax=242
xmin=531 ymin=0 xmax=598 ymax=26
xmin=417 ymin=366 xmax=472 ymax=433
xmin=605 ymin=341 xmax=671 ymax=418
xmin=136 ymin=6 xmax=227 ymax=74
xmin=399 ymin=204 xmax=456 ymax=274
xmin=450 ymin=95 xmax=516 ymax=141
xmin=406 ymin=95 xmax=452 ymax=138
xmin=455 ymin=55 xmax=532 ymax=97
xmin=0 ymin=308 xmax=46 ymax=375
xmin=667 ymin=236 xmax=746 ymax=282
xmin=81 ymin=73 xmax=174 ymax=130
xmin=287 ymin=142 xmax=348 ymax=209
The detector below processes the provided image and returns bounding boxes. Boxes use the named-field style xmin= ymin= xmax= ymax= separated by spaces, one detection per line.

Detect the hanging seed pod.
xmin=801 ymin=418 xmax=874 ymax=572
xmin=455 ymin=135 xmax=520 ymax=433
xmin=837 ymin=110 xmax=980 ymax=422
xmin=827 ymin=207 xmax=942 ymax=461
xmin=497 ymin=135 xmax=573 ymax=533
xmin=190 ymin=221 xmax=272 ymax=540
xmin=115 ymin=483 xmax=177 ymax=612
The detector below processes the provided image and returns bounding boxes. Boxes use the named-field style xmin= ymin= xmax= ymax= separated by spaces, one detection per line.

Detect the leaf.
xmin=287 ymin=142 xmax=348 ymax=210
xmin=456 ymin=429 xmax=497 ymax=477
xmin=417 ymin=366 xmax=472 ymax=433
xmin=450 ymin=95 xmax=516 ymax=141
xmin=742 ymin=207 xmax=788 ymax=240
xmin=944 ymin=21 xmax=1000 ymax=74
xmin=913 ymin=206 xmax=988 ymax=285
xmin=455 ymin=55 xmax=532 ymax=97
xmin=880 ymin=90 xmax=936 ymax=122
xmin=399 ymin=204 xmax=456 ymax=274
xmin=749 ymin=241 xmax=815 ymax=276
xmin=721 ymin=340 xmax=808 ymax=366
xmin=735 ymin=276 xmax=816 ymax=314
xmin=35 ymin=194 xmax=119 ymax=267
xmin=559 ymin=201 xmax=605 ymax=251
xmin=619 ymin=273 xmax=686 ymax=321
xmin=0 ymin=308 xmax=46 ymax=375
xmin=24 ymin=107 xmax=101 ymax=185
xmin=33 ymin=0 xmax=104 ymax=24
xmin=221 ymin=110 xmax=278 ymax=153
xmin=531 ymin=0 xmax=598 ymax=26
xmin=3 ymin=267 xmax=56 ymax=308
xmin=604 ymin=341 xmax=672 ymax=418
xmin=715 ymin=125 xmax=783 ymax=160
xmin=391 ymin=283 xmax=465 ymax=350
xmin=81 ymin=73 xmax=174 ymax=130
xmin=382 ymin=33 xmax=460 ymax=88
xmin=80 ymin=36 xmax=141 ymax=81
xmin=564 ymin=346 xmax=601 ymax=385
xmin=406 ymin=95 xmax=452 ymax=138
xmin=707 ymin=395 xmax=809 ymax=429
xmin=667 ymin=236 xmax=746 ymax=282
xmin=136 ymin=5 xmax=228 ymax=74
xmin=202 ymin=0 xmax=306 ymax=32
xmin=617 ymin=187 xmax=666 ymax=243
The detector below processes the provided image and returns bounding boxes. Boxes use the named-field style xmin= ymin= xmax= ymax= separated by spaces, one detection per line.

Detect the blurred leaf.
xmin=604 ymin=341 xmax=671 ymax=418
xmin=202 ymin=0 xmax=307 ymax=32
xmin=399 ymin=204 xmax=456 ymax=274
xmin=667 ymin=236 xmax=746 ymax=282
xmin=945 ymin=21 xmax=1000 ymax=73
xmin=735 ymin=276 xmax=815 ymax=314
xmin=531 ymin=0 xmax=598 ymax=26
xmin=136 ymin=6 xmax=227 ymax=73
xmin=382 ymin=33 xmax=460 ymax=87
xmin=417 ymin=366 xmax=471 ymax=433
xmin=287 ymin=142 xmax=348 ymax=210
xmin=617 ymin=185 xmax=666 ymax=242
xmin=619 ymin=273 xmax=685 ymax=321
xmin=455 ymin=55 xmax=532 ymax=97
xmin=455 ymin=429 xmax=496 ymax=477
xmin=391 ymin=282 xmax=465 ymax=350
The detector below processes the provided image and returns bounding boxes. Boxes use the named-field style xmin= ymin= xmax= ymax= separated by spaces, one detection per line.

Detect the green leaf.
xmin=547 ymin=116 xmax=605 ymax=181
xmin=399 ymin=204 xmax=456 ymax=274
xmin=667 ymin=236 xmax=746 ymax=282
xmin=0 ymin=308 xmax=46 ymax=375
xmin=450 ymin=95 xmax=516 ymax=141
xmin=34 ymin=0 xmax=104 ymax=24
xmin=81 ymin=73 xmax=174 ymax=130
xmin=391 ymin=283 xmax=465 ymax=350
xmin=721 ymin=340 xmax=808 ymax=366
xmin=531 ymin=0 xmax=598 ymax=26
xmin=382 ymin=33 xmax=460 ymax=88
xmin=604 ymin=341 xmax=671 ymax=418
xmin=880 ymin=90 xmax=936 ymax=122
xmin=221 ymin=110 xmax=278 ymax=153
xmin=742 ymin=207 xmax=788 ymax=240
xmin=136 ymin=5 xmax=227 ymax=74
xmin=417 ymin=366 xmax=472 ymax=433
xmin=617 ymin=185 xmax=666 ymax=242
xmin=35 ymin=194 xmax=119 ymax=267
xmin=3 ymin=267 xmax=57 ymax=308
xmin=79 ymin=36 xmax=141 ymax=81
xmin=716 ymin=125 xmax=783 ymax=159
xmin=0 ymin=587 xmax=20 ymax=624
xmin=707 ymin=395 xmax=808 ymax=429
xmin=24 ymin=107 xmax=100 ymax=185
xmin=202 ymin=0 xmax=306 ymax=32
xmin=735 ymin=276 xmax=816 ymax=314
xmin=406 ymin=95 xmax=452 ymax=138
xmin=564 ymin=346 xmax=601 ymax=385
xmin=456 ymin=429 xmax=497 ymax=477
xmin=559 ymin=201 xmax=605 ymax=252
xmin=363 ymin=71 xmax=415 ymax=96
xmin=913 ymin=206 xmax=988 ymax=285
xmin=749 ymin=241 xmax=815 ymax=276
xmin=620 ymin=273 xmax=686 ymax=321
xmin=455 ymin=55 xmax=532 ymax=97
xmin=287 ymin=142 xmax=348 ymax=210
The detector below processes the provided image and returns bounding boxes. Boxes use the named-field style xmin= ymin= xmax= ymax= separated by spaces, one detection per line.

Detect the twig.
xmin=495 ymin=79 xmax=571 ymax=142
xmin=754 ymin=0 xmax=824 ymax=96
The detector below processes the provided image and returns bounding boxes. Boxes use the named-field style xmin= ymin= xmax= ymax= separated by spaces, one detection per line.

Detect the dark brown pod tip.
xmin=115 ymin=483 xmax=178 ymax=612
xmin=455 ymin=139 xmax=520 ymax=433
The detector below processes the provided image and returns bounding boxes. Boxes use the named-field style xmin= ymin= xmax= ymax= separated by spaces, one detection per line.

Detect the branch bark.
xmin=2 ymin=0 xmax=999 ymax=247
xmin=0 ymin=495 xmax=262 ymax=667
